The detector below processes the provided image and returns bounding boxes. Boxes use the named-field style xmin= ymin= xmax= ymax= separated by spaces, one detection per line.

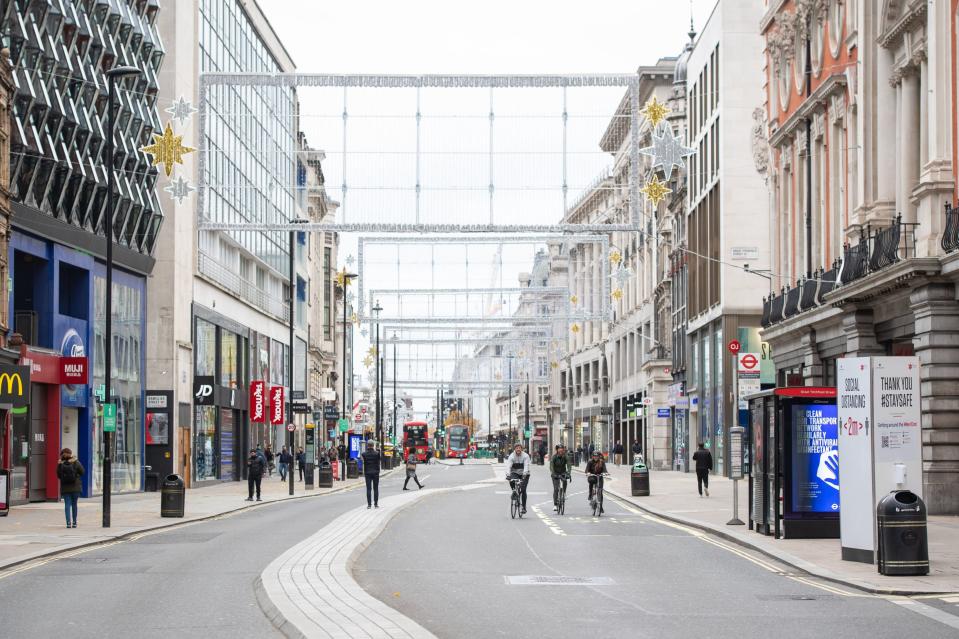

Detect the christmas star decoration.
xmin=550 ymin=361 xmax=559 ymax=369
xmin=165 ymin=96 xmax=197 ymax=125
xmin=360 ymin=328 xmax=368 ymax=338
xmin=641 ymin=96 xmax=670 ymax=128
xmin=570 ymin=295 xmax=579 ymax=305
xmin=164 ymin=175 xmax=195 ymax=204
xmin=640 ymin=125 xmax=695 ymax=181
xmin=141 ymin=122 xmax=194 ymax=177
xmin=641 ymin=175 xmax=672 ymax=207
xmin=345 ymin=254 xmax=355 ymax=266
xmin=335 ymin=268 xmax=352 ymax=288
xmin=363 ymin=356 xmax=373 ymax=368
xmin=571 ymin=323 xmax=580 ymax=334
xmin=611 ymin=288 xmax=623 ymax=300
xmin=611 ymin=263 xmax=633 ymax=288
xmin=351 ymin=313 xmax=359 ymax=325
xmin=609 ymin=250 xmax=622 ymax=265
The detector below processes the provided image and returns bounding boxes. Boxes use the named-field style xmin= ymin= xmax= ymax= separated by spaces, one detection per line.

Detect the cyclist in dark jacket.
xmin=585 ymin=451 xmax=608 ymax=503
xmin=550 ymin=444 xmax=571 ymax=511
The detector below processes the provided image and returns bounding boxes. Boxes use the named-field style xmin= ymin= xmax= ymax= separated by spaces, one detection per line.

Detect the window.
xmin=219 ymin=329 xmax=239 ymax=388
xmin=196 ymin=318 xmax=216 ymax=376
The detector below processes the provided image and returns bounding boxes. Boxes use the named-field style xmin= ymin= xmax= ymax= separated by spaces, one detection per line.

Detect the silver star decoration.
xmin=165 ymin=96 xmax=197 ymax=125
xmin=345 ymin=254 xmax=355 ymax=266
xmin=346 ymin=291 xmax=355 ymax=304
xmin=640 ymin=125 xmax=695 ymax=181
xmin=611 ymin=264 xmax=633 ymax=288
xmin=164 ymin=175 xmax=195 ymax=204
xmin=360 ymin=328 xmax=368 ymax=337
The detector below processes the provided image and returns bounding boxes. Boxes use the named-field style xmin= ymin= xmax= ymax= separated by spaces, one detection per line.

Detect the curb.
xmin=587 ymin=471 xmax=954 ymax=597
xmin=0 ymin=472 xmax=387 ymax=575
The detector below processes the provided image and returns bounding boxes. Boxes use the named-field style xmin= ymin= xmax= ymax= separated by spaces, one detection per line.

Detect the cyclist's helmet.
xmin=591 ymin=451 xmax=601 ymax=458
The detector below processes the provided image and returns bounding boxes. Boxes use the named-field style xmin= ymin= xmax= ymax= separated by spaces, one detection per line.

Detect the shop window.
xmin=59 ymin=263 xmax=89 ymax=320
xmin=195 ymin=318 xmax=216 ymax=376
xmin=220 ymin=329 xmax=239 ymax=388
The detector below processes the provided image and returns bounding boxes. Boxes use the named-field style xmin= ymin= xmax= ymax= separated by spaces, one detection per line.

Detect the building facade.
xmin=3 ymin=1 xmax=164 ymax=501
xmin=759 ymin=0 xmax=959 ymax=513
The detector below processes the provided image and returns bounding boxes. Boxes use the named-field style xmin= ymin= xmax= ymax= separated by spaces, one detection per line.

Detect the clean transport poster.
xmin=790 ymin=403 xmax=839 ymax=513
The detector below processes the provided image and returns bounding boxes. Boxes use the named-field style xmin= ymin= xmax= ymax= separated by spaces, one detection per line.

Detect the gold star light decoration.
xmin=570 ymin=323 xmax=580 ymax=334
xmin=611 ymin=289 xmax=624 ymax=300
xmin=367 ymin=345 xmax=378 ymax=358
xmin=570 ymin=294 xmax=579 ymax=305
xmin=641 ymin=96 xmax=670 ymax=128
xmin=641 ymin=174 xmax=672 ymax=207
xmin=550 ymin=361 xmax=559 ymax=369
xmin=141 ymin=122 xmax=194 ymax=177
xmin=363 ymin=356 xmax=373 ymax=368
xmin=609 ymin=250 xmax=622 ymax=265
xmin=335 ymin=268 xmax=350 ymax=288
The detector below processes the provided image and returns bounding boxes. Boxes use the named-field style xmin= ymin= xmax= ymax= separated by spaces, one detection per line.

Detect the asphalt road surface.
xmin=355 ymin=463 xmax=959 ymax=639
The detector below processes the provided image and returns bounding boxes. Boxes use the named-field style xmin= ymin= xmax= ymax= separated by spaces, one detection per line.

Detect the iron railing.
xmin=942 ymin=202 xmax=959 ymax=253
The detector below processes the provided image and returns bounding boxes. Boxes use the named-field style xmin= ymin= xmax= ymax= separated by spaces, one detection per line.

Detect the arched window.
xmin=828 ymin=0 xmax=844 ymax=58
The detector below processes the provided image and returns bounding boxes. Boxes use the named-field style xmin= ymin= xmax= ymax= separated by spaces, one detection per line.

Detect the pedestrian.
xmin=576 ymin=444 xmax=584 ymax=465
xmin=631 ymin=439 xmax=642 ymax=460
xmin=57 ymin=448 xmax=84 ymax=528
xmin=613 ymin=440 xmax=624 ymax=466
xmin=403 ymin=446 xmax=424 ymax=490
xmin=296 ymin=447 xmax=306 ymax=481
xmin=264 ymin=445 xmax=275 ymax=477
xmin=693 ymin=442 xmax=713 ymax=497
xmin=361 ymin=442 xmax=381 ymax=509
xmin=426 ymin=446 xmax=433 ymax=464
xmin=587 ymin=442 xmax=595 ymax=459
xmin=246 ymin=449 xmax=265 ymax=501
xmin=538 ymin=441 xmax=547 ymax=465
xmin=278 ymin=446 xmax=293 ymax=481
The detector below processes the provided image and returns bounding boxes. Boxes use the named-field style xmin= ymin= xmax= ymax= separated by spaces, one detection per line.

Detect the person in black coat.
xmin=296 ymin=447 xmax=306 ymax=481
xmin=693 ymin=442 xmax=713 ymax=497
xmin=246 ymin=449 xmax=265 ymax=501
xmin=360 ymin=443 xmax=382 ymax=509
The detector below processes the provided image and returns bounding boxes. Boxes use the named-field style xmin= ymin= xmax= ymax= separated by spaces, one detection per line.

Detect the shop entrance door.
xmin=28 ymin=384 xmax=47 ymax=502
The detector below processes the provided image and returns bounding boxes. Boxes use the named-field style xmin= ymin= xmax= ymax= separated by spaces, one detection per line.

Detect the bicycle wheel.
xmin=597 ymin=490 xmax=603 ymax=517
xmin=558 ymin=488 xmax=566 ymax=515
xmin=511 ymin=494 xmax=519 ymax=519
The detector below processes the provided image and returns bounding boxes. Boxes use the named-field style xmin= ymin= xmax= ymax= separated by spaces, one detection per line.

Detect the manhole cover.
xmin=506 ymin=575 xmax=614 ymax=586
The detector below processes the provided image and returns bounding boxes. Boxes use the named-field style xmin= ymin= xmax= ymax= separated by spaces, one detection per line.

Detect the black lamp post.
xmin=336 ymin=269 xmax=357 ymax=480
xmin=391 ymin=332 xmax=398 ymax=452
xmin=372 ymin=300 xmax=382 ymax=451
xmin=288 ymin=219 xmax=307 ymax=496
xmin=103 ymin=64 xmax=141 ymax=529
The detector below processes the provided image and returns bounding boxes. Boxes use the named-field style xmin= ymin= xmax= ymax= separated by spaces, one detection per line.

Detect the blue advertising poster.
xmin=790 ymin=403 xmax=839 ymax=513
xmin=349 ymin=434 xmax=362 ymax=459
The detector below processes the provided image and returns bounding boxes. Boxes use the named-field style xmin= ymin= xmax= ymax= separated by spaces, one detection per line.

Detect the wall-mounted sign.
xmin=193 ymin=376 xmax=214 ymax=405
xmin=0 ymin=365 xmax=30 ymax=407
xmin=250 ymin=381 xmax=266 ymax=423
xmin=270 ymin=386 xmax=285 ymax=424
xmin=145 ymin=394 xmax=168 ymax=409
xmin=656 ymin=408 xmax=671 ymax=418
xmin=730 ymin=246 xmax=759 ymax=260
xmin=60 ymin=357 xmax=88 ymax=384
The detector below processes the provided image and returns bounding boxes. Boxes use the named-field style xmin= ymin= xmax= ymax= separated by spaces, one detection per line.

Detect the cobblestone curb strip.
xmin=0 ymin=475 xmax=379 ymax=575
xmin=258 ymin=485 xmax=484 ymax=638
xmin=583 ymin=471 xmax=954 ymax=598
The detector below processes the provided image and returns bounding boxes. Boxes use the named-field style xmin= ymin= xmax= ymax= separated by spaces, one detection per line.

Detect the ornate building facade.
xmin=760 ymin=0 xmax=959 ymax=513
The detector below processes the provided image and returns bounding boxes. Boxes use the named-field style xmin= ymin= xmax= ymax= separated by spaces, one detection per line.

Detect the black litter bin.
xmin=877 ymin=490 xmax=929 ymax=576
xmin=317 ymin=462 xmax=333 ymax=488
xmin=145 ymin=472 xmax=160 ymax=492
xmin=497 ymin=451 xmax=505 ymax=463
xmin=347 ymin=458 xmax=359 ymax=479
xmin=631 ymin=464 xmax=650 ymax=496
xmin=160 ymin=474 xmax=185 ymax=517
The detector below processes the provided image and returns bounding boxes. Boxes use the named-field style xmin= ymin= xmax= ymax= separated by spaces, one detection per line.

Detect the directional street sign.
xmin=103 ymin=403 xmax=116 ymax=432
xmin=337 ymin=418 xmax=349 ymax=433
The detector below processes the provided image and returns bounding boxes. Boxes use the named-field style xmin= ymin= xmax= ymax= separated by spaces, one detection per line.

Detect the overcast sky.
xmin=256 ymin=0 xmax=719 ymax=423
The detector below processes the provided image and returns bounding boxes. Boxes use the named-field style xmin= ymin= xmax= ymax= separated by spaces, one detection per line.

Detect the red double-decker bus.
xmin=403 ymin=421 xmax=430 ymax=462
xmin=447 ymin=424 xmax=470 ymax=459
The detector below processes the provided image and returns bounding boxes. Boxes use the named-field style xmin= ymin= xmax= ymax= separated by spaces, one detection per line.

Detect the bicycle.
xmin=587 ymin=473 xmax=609 ymax=517
xmin=553 ymin=473 xmax=570 ymax=515
xmin=508 ymin=473 xmax=526 ymax=519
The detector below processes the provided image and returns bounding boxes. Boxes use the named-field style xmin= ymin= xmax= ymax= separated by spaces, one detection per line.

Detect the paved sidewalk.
xmin=584 ymin=463 xmax=959 ymax=595
xmin=0 ymin=474 xmax=370 ymax=571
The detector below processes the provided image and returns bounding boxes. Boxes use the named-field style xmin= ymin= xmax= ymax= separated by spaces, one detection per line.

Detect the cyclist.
xmin=585 ymin=450 xmax=608 ymax=513
xmin=504 ymin=443 xmax=531 ymax=514
xmin=550 ymin=444 xmax=571 ymax=512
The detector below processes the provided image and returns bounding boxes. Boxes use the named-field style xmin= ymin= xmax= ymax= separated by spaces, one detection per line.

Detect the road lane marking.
xmin=530 ymin=505 xmax=567 ymax=536
xmin=891 ymin=599 xmax=959 ymax=631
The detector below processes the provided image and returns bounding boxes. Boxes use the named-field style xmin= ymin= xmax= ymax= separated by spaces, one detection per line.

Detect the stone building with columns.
xmin=759 ymin=0 xmax=959 ymax=513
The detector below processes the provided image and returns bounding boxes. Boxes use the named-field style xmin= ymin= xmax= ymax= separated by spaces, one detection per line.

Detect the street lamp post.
xmin=506 ymin=354 xmax=514 ymax=447
xmin=103 ymin=65 xmax=141 ymax=529
xmin=337 ymin=269 xmax=358 ymax=480
xmin=288 ymin=219 xmax=307 ymax=496
xmin=372 ymin=301 xmax=383 ymax=452
xmin=392 ymin=332 xmax=398 ymax=454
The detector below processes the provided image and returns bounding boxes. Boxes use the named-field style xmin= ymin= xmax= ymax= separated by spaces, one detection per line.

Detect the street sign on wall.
xmin=103 ymin=403 xmax=117 ymax=433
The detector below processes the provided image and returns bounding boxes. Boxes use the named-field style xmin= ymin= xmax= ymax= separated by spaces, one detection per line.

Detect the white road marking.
xmin=530 ymin=505 xmax=567 ymax=536
xmin=891 ymin=599 xmax=959 ymax=631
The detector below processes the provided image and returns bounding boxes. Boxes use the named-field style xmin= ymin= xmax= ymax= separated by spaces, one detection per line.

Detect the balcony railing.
xmin=198 ymin=251 xmax=290 ymax=321
xmin=942 ymin=203 xmax=959 ymax=253
xmin=762 ymin=215 xmax=915 ymax=329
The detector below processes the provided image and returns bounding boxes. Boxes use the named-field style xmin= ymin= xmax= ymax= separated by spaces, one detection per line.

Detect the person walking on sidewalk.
xmin=296 ymin=447 xmax=306 ymax=481
xmin=264 ymin=444 xmax=275 ymax=477
xmin=631 ymin=439 xmax=642 ymax=461
xmin=361 ymin=442 xmax=381 ymax=508
xmin=403 ymin=447 xmax=424 ymax=490
xmin=613 ymin=441 xmax=624 ymax=466
xmin=57 ymin=448 xmax=84 ymax=528
xmin=693 ymin=442 xmax=713 ymax=497
xmin=278 ymin=446 xmax=293 ymax=481
xmin=246 ymin=449 xmax=265 ymax=501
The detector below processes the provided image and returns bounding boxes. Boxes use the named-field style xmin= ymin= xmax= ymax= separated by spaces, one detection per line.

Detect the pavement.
xmin=588 ymin=463 xmax=959 ymax=596
xmin=0 ymin=471 xmax=374 ymax=571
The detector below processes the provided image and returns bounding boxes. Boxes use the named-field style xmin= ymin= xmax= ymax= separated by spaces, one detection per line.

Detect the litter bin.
xmin=877 ymin=490 xmax=929 ymax=576
xmin=145 ymin=471 xmax=160 ymax=492
xmin=497 ymin=451 xmax=505 ymax=464
xmin=347 ymin=458 xmax=359 ymax=479
xmin=160 ymin=474 xmax=185 ymax=517
xmin=317 ymin=462 xmax=333 ymax=488
xmin=631 ymin=458 xmax=650 ymax=497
